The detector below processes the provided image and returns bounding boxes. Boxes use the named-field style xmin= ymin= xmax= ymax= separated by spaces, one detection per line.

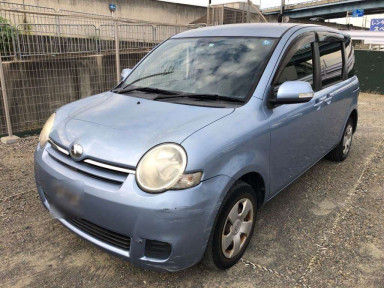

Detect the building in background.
xmin=0 ymin=0 xmax=206 ymax=25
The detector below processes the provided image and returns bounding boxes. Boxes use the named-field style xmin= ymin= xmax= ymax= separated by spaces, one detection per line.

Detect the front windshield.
xmin=121 ymin=37 xmax=277 ymax=101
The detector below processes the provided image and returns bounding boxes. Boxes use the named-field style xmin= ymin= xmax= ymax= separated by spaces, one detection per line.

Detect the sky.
xmin=158 ymin=0 xmax=384 ymax=28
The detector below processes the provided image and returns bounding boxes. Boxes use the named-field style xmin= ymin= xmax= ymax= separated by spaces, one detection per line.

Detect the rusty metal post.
xmin=0 ymin=53 xmax=19 ymax=144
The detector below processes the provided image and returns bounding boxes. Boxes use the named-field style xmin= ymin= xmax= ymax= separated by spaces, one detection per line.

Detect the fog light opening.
xmin=145 ymin=239 xmax=172 ymax=260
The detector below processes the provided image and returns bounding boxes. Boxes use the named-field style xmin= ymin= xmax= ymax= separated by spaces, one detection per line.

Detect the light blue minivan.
xmin=35 ymin=23 xmax=359 ymax=271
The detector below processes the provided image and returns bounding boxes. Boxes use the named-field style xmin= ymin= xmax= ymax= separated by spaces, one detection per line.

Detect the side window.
xmin=319 ymin=41 xmax=343 ymax=87
xmin=345 ymin=37 xmax=355 ymax=78
xmin=345 ymin=38 xmax=352 ymax=58
xmin=276 ymin=42 xmax=314 ymax=88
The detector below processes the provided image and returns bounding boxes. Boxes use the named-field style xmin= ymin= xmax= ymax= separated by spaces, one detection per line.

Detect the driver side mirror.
xmin=121 ymin=68 xmax=132 ymax=81
xmin=272 ymin=81 xmax=314 ymax=104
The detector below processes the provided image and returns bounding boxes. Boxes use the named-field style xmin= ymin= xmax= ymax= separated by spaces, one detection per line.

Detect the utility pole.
xmin=346 ymin=11 xmax=350 ymax=27
xmin=207 ymin=0 xmax=211 ymax=26
xmin=278 ymin=0 xmax=285 ymax=23
xmin=109 ymin=3 xmax=120 ymax=84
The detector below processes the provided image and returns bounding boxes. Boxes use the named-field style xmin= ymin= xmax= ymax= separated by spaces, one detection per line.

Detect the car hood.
xmin=50 ymin=92 xmax=234 ymax=168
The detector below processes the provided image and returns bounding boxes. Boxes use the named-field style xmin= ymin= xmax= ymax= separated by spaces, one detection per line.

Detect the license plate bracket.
xmin=45 ymin=179 xmax=85 ymax=219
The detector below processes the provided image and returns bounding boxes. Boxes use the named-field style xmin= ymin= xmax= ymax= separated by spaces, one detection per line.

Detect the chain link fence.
xmin=0 ymin=5 xmax=202 ymax=136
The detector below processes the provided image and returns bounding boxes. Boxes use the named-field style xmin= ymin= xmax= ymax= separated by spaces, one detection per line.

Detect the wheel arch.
xmin=350 ymin=109 xmax=358 ymax=133
xmin=238 ymin=171 xmax=266 ymax=208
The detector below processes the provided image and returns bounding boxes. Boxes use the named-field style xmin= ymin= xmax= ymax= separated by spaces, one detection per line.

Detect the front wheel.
xmin=202 ymin=181 xmax=257 ymax=270
xmin=326 ymin=118 xmax=354 ymax=162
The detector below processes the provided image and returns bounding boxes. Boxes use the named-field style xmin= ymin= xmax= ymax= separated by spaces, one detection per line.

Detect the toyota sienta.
xmin=35 ymin=23 xmax=359 ymax=271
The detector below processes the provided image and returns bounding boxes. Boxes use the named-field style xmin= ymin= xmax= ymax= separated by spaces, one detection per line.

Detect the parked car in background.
xmin=35 ymin=23 xmax=359 ymax=271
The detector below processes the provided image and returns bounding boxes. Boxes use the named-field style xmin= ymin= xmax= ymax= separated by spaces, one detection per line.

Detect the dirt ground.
xmin=0 ymin=92 xmax=383 ymax=288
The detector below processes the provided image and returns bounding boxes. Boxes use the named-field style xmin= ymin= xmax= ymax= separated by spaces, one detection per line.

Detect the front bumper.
xmin=34 ymin=144 xmax=232 ymax=271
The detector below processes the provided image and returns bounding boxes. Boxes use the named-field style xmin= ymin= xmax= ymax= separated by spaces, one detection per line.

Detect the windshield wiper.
xmin=118 ymin=71 xmax=173 ymax=91
xmin=155 ymin=93 xmax=245 ymax=103
xmin=112 ymin=86 xmax=178 ymax=95
xmin=112 ymin=87 xmax=245 ymax=104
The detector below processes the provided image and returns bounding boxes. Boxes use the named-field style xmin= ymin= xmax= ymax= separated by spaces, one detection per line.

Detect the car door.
xmin=266 ymin=32 xmax=327 ymax=195
xmin=315 ymin=32 xmax=358 ymax=149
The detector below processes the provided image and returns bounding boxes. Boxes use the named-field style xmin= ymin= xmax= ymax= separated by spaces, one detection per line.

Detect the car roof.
xmin=172 ymin=23 xmax=311 ymax=39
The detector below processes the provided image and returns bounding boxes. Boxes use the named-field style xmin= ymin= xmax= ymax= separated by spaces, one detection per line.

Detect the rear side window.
xmin=345 ymin=38 xmax=355 ymax=78
xmin=276 ymin=42 xmax=314 ymax=88
xmin=319 ymin=42 xmax=343 ymax=87
xmin=345 ymin=38 xmax=352 ymax=58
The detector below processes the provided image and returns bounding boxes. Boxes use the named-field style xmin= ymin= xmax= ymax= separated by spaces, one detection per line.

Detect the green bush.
xmin=0 ymin=16 xmax=16 ymax=57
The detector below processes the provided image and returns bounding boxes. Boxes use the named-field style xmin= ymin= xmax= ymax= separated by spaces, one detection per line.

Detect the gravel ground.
xmin=0 ymin=92 xmax=383 ymax=288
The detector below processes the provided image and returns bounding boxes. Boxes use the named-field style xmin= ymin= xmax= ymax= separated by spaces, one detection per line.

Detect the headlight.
xmin=39 ymin=113 xmax=55 ymax=148
xmin=136 ymin=143 xmax=201 ymax=193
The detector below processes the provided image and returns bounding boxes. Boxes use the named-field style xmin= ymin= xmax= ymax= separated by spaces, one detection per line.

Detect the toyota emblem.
xmin=70 ymin=143 xmax=83 ymax=159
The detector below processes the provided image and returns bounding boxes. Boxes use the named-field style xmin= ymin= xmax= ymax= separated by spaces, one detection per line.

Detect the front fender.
xmin=182 ymin=100 xmax=270 ymax=198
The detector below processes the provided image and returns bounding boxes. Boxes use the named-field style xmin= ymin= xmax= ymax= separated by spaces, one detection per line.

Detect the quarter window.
xmin=345 ymin=38 xmax=355 ymax=78
xmin=345 ymin=38 xmax=352 ymax=58
xmin=319 ymin=42 xmax=343 ymax=87
xmin=276 ymin=42 xmax=314 ymax=88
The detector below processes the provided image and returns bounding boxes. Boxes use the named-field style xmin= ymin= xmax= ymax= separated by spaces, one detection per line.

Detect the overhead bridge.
xmin=262 ymin=0 xmax=384 ymax=19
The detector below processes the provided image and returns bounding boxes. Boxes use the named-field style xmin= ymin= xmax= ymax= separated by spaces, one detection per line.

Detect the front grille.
xmin=46 ymin=141 xmax=133 ymax=185
xmin=67 ymin=218 xmax=131 ymax=251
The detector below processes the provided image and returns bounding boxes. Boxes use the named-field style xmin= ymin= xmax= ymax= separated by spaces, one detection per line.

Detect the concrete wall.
xmin=1 ymin=0 xmax=206 ymax=25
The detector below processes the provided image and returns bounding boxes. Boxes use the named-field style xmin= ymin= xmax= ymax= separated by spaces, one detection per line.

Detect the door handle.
xmin=314 ymin=95 xmax=326 ymax=105
xmin=325 ymin=93 xmax=333 ymax=105
xmin=314 ymin=98 xmax=324 ymax=109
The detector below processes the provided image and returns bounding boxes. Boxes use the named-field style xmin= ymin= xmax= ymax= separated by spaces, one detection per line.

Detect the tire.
xmin=202 ymin=181 xmax=257 ymax=270
xmin=326 ymin=117 xmax=354 ymax=162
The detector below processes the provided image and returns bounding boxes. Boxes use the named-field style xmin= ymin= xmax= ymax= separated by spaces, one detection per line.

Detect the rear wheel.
xmin=326 ymin=118 xmax=354 ymax=162
xmin=202 ymin=181 xmax=257 ymax=270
